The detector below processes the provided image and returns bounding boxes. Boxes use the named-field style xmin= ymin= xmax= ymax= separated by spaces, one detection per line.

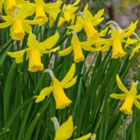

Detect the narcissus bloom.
xmin=58 ymin=35 xmax=94 ymax=63
xmin=62 ymin=0 xmax=80 ymax=22
xmin=35 ymin=64 xmax=77 ymax=109
xmin=27 ymin=0 xmax=61 ymax=26
xmin=0 ymin=0 xmax=29 ymax=16
xmin=8 ymin=32 xmax=59 ymax=72
xmin=110 ymin=75 xmax=140 ymax=115
xmin=67 ymin=4 xmax=104 ymax=39
xmin=129 ymin=39 xmax=140 ymax=61
xmin=51 ymin=116 xmax=92 ymax=140
xmin=94 ymin=21 xmax=138 ymax=58
xmin=0 ymin=7 xmax=41 ymax=40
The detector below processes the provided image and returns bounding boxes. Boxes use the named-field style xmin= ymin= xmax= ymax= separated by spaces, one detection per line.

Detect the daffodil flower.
xmin=110 ymin=75 xmax=140 ymax=115
xmin=35 ymin=64 xmax=77 ymax=109
xmin=0 ymin=7 xmax=41 ymax=40
xmin=93 ymin=21 xmax=138 ymax=59
xmin=0 ymin=0 xmax=29 ymax=16
xmin=49 ymin=14 xmax=65 ymax=28
xmin=67 ymin=4 xmax=104 ymax=39
xmin=8 ymin=31 xmax=59 ymax=72
xmin=129 ymin=39 xmax=140 ymax=61
xmin=58 ymin=34 xmax=95 ymax=63
xmin=26 ymin=0 xmax=61 ymax=26
xmin=51 ymin=116 xmax=92 ymax=140
xmin=62 ymin=0 xmax=80 ymax=22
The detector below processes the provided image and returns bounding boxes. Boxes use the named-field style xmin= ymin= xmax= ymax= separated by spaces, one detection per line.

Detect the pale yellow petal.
xmin=1 ymin=16 xmax=14 ymax=23
xmin=116 ymin=75 xmax=129 ymax=94
xmin=7 ymin=49 xmax=28 ymax=63
xmin=39 ymin=33 xmax=59 ymax=50
xmin=73 ymin=133 xmax=92 ymax=140
xmin=91 ymin=18 xmax=104 ymax=26
xmin=41 ymin=46 xmax=60 ymax=54
xmin=58 ymin=46 xmax=73 ymax=56
xmin=136 ymin=95 xmax=140 ymax=100
xmin=34 ymin=0 xmax=44 ymax=4
xmin=35 ymin=87 xmax=53 ymax=103
xmin=134 ymin=99 xmax=140 ymax=109
xmin=110 ymin=93 xmax=126 ymax=100
xmin=92 ymin=9 xmax=104 ymax=21
xmin=67 ymin=24 xmax=84 ymax=33
xmin=27 ymin=31 xmax=39 ymax=48
xmin=64 ymin=11 xmax=71 ymax=22
xmin=71 ymin=35 xmax=80 ymax=44
xmin=0 ymin=22 xmax=12 ymax=28
xmin=72 ymin=0 xmax=80 ymax=6
xmin=22 ymin=21 xmax=32 ymax=33
xmin=54 ymin=116 xmax=74 ymax=140
xmin=62 ymin=76 xmax=77 ymax=89
xmin=61 ymin=63 xmax=76 ymax=85
xmin=129 ymin=82 xmax=137 ymax=96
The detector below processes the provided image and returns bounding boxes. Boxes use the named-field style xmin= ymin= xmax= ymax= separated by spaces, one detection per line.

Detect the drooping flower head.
xmin=0 ymin=7 xmax=41 ymax=40
xmin=51 ymin=116 xmax=92 ymax=140
xmin=110 ymin=74 xmax=140 ymax=115
xmin=67 ymin=4 xmax=104 ymax=39
xmin=26 ymin=0 xmax=61 ymax=26
xmin=35 ymin=64 xmax=77 ymax=109
xmin=58 ymin=34 xmax=95 ymax=63
xmin=0 ymin=0 xmax=29 ymax=16
xmin=8 ymin=31 xmax=60 ymax=72
xmin=62 ymin=0 xmax=80 ymax=22
xmin=92 ymin=21 xmax=138 ymax=59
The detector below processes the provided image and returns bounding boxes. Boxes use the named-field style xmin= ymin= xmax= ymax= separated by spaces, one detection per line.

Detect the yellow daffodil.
xmin=0 ymin=0 xmax=29 ymax=16
xmin=110 ymin=74 xmax=140 ymax=115
xmin=27 ymin=0 xmax=61 ymax=26
xmin=35 ymin=64 xmax=77 ymax=109
xmin=58 ymin=34 xmax=95 ymax=63
xmin=7 ymin=32 xmax=59 ymax=72
xmin=62 ymin=0 xmax=80 ymax=22
xmin=52 ymin=116 xmax=92 ymax=140
xmin=67 ymin=4 xmax=104 ymax=39
xmin=0 ymin=7 xmax=41 ymax=40
xmin=93 ymin=21 xmax=138 ymax=59
xmin=49 ymin=14 xmax=65 ymax=28
xmin=129 ymin=39 xmax=140 ymax=61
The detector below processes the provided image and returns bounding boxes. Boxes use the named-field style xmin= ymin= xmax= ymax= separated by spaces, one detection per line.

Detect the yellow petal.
xmin=58 ymin=45 xmax=73 ymax=56
xmin=72 ymin=0 xmax=80 ymax=7
xmin=54 ymin=116 xmax=74 ymax=140
xmin=1 ymin=16 xmax=14 ymax=23
xmin=39 ymin=33 xmax=59 ymax=50
xmin=73 ymin=133 xmax=92 ymax=140
xmin=67 ymin=24 xmax=84 ymax=33
xmin=41 ymin=46 xmax=60 ymax=54
xmin=61 ymin=63 xmax=76 ymax=85
xmin=44 ymin=2 xmax=61 ymax=14
xmin=64 ymin=11 xmax=71 ymax=22
xmin=110 ymin=93 xmax=126 ymax=100
xmin=62 ymin=76 xmax=77 ymax=89
xmin=91 ymin=18 xmax=104 ymax=26
xmin=35 ymin=87 xmax=53 ymax=103
xmin=27 ymin=31 xmax=39 ymax=48
xmin=0 ymin=22 xmax=12 ymax=28
xmin=7 ymin=49 xmax=28 ymax=63
xmin=116 ymin=75 xmax=129 ymax=94
xmin=16 ymin=5 xmax=29 ymax=19
xmin=129 ymin=82 xmax=137 ymax=96
xmin=92 ymin=9 xmax=104 ymax=21
xmin=134 ymin=99 xmax=140 ymax=110
xmin=112 ymin=28 xmax=120 ymax=38
xmin=84 ymin=10 xmax=94 ymax=22
xmin=136 ymin=95 xmax=140 ymax=100
xmin=22 ymin=21 xmax=32 ymax=33
xmin=71 ymin=35 xmax=80 ymax=44
xmin=34 ymin=0 xmax=44 ymax=4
